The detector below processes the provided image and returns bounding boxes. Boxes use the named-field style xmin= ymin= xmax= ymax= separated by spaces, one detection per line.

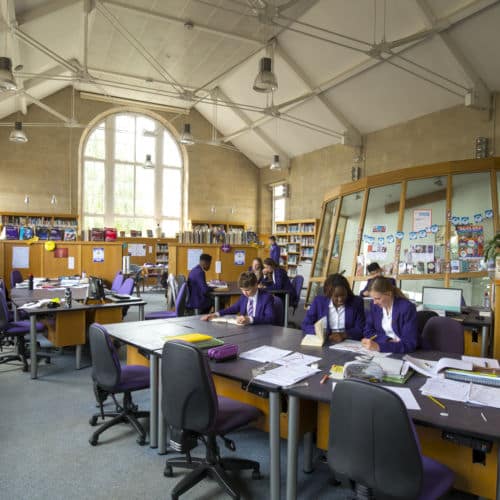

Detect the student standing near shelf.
xmin=248 ymin=257 xmax=264 ymax=283
xmin=301 ymin=273 xmax=365 ymax=342
xmin=186 ymin=253 xmax=213 ymax=314
xmin=261 ymin=258 xmax=297 ymax=304
xmin=202 ymin=271 xmax=274 ymax=325
xmin=362 ymin=277 xmax=418 ymax=354
xmin=360 ymin=262 xmax=396 ymax=297
xmin=269 ymin=235 xmax=280 ymax=265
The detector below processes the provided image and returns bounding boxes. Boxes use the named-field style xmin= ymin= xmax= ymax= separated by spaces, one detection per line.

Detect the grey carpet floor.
xmin=0 ymin=292 xmax=475 ymax=499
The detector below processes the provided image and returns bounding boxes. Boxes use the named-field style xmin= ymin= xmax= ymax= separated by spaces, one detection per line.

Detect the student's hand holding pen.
xmin=236 ymin=315 xmax=251 ymax=325
xmin=201 ymin=313 xmax=217 ymax=321
xmin=361 ymin=335 xmax=380 ymax=351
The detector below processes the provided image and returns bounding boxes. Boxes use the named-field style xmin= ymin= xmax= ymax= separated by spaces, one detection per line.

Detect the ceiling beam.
xmin=17 ymin=0 xmax=80 ymax=25
xmin=103 ymin=0 xmax=262 ymax=46
xmin=21 ymin=90 xmax=73 ymax=123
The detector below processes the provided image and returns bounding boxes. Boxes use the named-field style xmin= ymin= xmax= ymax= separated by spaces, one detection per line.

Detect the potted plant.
xmin=484 ymin=232 xmax=500 ymax=273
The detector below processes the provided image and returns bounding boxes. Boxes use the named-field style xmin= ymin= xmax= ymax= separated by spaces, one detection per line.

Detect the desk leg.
xmin=139 ymin=304 xmax=145 ymax=321
xmin=497 ymin=444 xmax=500 ymax=500
xmin=284 ymin=294 xmax=289 ymax=327
xmin=286 ymin=394 xmax=299 ymax=500
xmin=75 ymin=345 xmax=82 ymax=370
xmin=30 ymin=315 xmax=38 ymax=379
xmin=150 ymin=354 xmax=159 ymax=448
xmin=303 ymin=432 xmax=313 ymax=473
xmin=482 ymin=325 xmax=489 ymax=357
xmin=269 ymin=391 xmax=281 ymax=500
xmin=158 ymin=357 xmax=167 ymax=455
xmin=214 ymin=296 xmax=220 ymax=312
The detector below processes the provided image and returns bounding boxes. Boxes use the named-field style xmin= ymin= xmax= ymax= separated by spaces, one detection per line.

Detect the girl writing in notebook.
xmin=362 ymin=277 xmax=418 ymax=353
xmin=301 ymin=274 xmax=365 ymax=342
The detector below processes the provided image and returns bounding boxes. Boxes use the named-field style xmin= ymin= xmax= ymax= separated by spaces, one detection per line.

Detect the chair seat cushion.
xmin=116 ymin=365 xmax=150 ymax=392
xmin=418 ymin=456 xmax=454 ymax=500
xmin=215 ymin=396 xmax=262 ymax=435
xmin=145 ymin=311 xmax=177 ymax=320
xmin=6 ymin=320 xmax=45 ymax=334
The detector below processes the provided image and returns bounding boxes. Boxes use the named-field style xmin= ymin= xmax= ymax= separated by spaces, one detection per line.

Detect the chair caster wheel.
xmin=164 ymin=465 xmax=173 ymax=477
xmin=137 ymin=436 xmax=146 ymax=446
xmin=252 ymin=470 xmax=261 ymax=480
xmin=89 ymin=416 xmax=98 ymax=426
xmin=89 ymin=437 xmax=98 ymax=446
xmin=22 ymin=365 xmax=29 ymax=372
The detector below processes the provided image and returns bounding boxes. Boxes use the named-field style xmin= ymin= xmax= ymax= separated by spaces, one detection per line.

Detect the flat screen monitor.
xmin=422 ymin=287 xmax=462 ymax=313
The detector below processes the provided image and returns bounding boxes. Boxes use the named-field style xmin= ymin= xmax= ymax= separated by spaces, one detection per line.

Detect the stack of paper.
xmin=240 ymin=346 xmax=292 ymax=363
xmin=254 ymin=363 xmax=320 ymax=387
xmin=210 ymin=315 xmax=242 ymax=325
xmin=274 ymin=352 xmax=321 ymax=366
xmin=329 ymin=340 xmax=390 ymax=357
xmin=404 ymin=355 xmax=473 ymax=377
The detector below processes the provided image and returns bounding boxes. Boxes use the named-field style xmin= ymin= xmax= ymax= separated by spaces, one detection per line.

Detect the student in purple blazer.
xmin=186 ymin=253 xmax=213 ymax=314
xmin=362 ymin=277 xmax=418 ymax=354
xmin=302 ymin=273 xmax=365 ymax=342
xmin=360 ymin=262 xmax=396 ymax=297
xmin=248 ymin=257 xmax=264 ymax=283
xmin=261 ymin=258 xmax=297 ymax=305
xmin=269 ymin=236 xmax=280 ymax=265
xmin=202 ymin=272 xmax=274 ymax=325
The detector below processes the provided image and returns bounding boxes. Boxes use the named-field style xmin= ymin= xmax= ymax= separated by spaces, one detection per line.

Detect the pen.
xmin=481 ymin=412 xmax=487 ymax=422
xmin=369 ymin=335 xmax=377 ymax=341
xmin=427 ymin=395 xmax=446 ymax=410
xmin=320 ymin=374 xmax=329 ymax=384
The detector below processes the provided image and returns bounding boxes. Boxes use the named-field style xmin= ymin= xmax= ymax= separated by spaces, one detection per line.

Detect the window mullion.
xmin=105 ymin=115 xmax=115 ymax=227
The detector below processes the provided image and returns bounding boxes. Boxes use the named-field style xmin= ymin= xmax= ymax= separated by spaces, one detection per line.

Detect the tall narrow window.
xmin=82 ymin=112 xmax=184 ymax=236
xmin=272 ymin=183 xmax=287 ymax=231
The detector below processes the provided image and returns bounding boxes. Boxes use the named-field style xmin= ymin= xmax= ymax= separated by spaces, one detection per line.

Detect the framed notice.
xmin=413 ymin=209 xmax=432 ymax=232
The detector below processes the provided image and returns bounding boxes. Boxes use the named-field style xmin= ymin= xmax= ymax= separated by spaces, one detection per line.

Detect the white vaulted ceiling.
xmin=1 ymin=0 xmax=499 ymax=167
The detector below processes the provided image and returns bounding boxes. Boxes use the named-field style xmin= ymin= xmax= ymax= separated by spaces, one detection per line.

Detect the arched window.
xmin=82 ymin=112 xmax=184 ymax=236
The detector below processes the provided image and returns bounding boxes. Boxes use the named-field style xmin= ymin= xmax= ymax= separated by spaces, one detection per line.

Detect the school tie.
xmin=247 ymin=298 xmax=254 ymax=317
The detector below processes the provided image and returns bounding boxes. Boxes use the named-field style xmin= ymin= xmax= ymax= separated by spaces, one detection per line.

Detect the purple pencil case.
xmin=207 ymin=344 xmax=238 ymax=362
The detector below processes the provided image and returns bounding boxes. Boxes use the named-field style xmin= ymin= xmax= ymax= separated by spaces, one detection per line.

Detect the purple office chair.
xmin=117 ymin=277 xmax=135 ymax=295
xmin=0 ymin=289 xmax=47 ymax=372
xmin=329 ymin=379 xmax=454 ymax=499
xmin=290 ymin=275 xmax=304 ymax=314
xmin=10 ymin=269 xmax=23 ymax=289
xmin=162 ymin=340 xmax=261 ymax=499
xmin=272 ymin=295 xmax=284 ymax=326
xmin=421 ymin=316 xmax=464 ymax=354
xmin=110 ymin=271 xmax=124 ymax=292
xmin=416 ymin=310 xmax=438 ymax=348
xmin=88 ymin=324 xmax=149 ymax=446
xmin=145 ymin=283 xmax=187 ymax=320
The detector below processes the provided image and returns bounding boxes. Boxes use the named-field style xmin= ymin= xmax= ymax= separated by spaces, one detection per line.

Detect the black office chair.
xmin=162 ymin=340 xmax=262 ymax=500
xmin=416 ymin=310 xmax=438 ymax=347
xmin=421 ymin=316 xmax=465 ymax=354
xmin=328 ymin=379 xmax=454 ymax=499
xmin=88 ymin=323 xmax=150 ymax=446
xmin=272 ymin=295 xmax=284 ymax=326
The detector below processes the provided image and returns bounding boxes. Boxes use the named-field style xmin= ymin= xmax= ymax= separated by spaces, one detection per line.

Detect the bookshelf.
xmin=0 ymin=212 xmax=79 ymax=241
xmin=191 ymin=220 xmax=246 ymax=232
xmin=274 ymin=219 xmax=318 ymax=274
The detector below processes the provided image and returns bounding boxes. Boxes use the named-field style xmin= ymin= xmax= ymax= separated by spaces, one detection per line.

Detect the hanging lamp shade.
xmin=144 ymin=154 xmax=154 ymax=169
xmin=9 ymin=121 xmax=28 ymax=143
xmin=180 ymin=123 xmax=194 ymax=145
xmin=0 ymin=57 xmax=17 ymax=91
xmin=270 ymin=154 xmax=281 ymax=170
xmin=253 ymin=57 xmax=278 ymax=93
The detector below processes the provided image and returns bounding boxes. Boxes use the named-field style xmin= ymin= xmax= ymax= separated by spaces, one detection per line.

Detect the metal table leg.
xmin=139 ymin=304 xmax=145 ymax=321
xmin=76 ymin=345 xmax=82 ymax=370
xmin=30 ymin=315 xmax=38 ymax=379
xmin=481 ymin=325 xmax=489 ymax=357
xmin=286 ymin=394 xmax=300 ymax=500
xmin=150 ymin=354 xmax=159 ymax=448
xmin=496 ymin=443 xmax=500 ymax=500
xmin=269 ymin=391 xmax=281 ymax=500
xmin=214 ymin=296 xmax=220 ymax=312
xmin=158 ymin=357 xmax=167 ymax=454
xmin=303 ymin=431 xmax=314 ymax=473
xmin=284 ymin=293 xmax=289 ymax=327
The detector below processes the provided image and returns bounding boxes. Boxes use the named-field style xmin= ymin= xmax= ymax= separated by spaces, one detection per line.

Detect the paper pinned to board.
xmin=12 ymin=246 xmax=30 ymax=268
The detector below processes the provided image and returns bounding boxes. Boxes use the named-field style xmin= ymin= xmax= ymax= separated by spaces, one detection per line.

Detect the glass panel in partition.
xmin=400 ymin=177 xmax=447 ymax=275
xmin=335 ymin=192 xmax=364 ymax=276
xmin=307 ymin=281 xmax=324 ymax=305
xmin=450 ymin=172 xmax=493 ymax=272
xmin=359 ymin=184 xmax=401 ymax=276
xmin=449 ymin=276 xmax=490 ymax=307
xmin=399 ymin=279 xmax=450 ymax=303
xmin=312 ymin=199 xmax=338 ymax=277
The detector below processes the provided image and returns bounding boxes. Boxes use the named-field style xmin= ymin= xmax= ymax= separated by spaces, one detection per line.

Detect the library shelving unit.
xmin=191 ymin=220 xmax=246 ymax=232
xmin=0 ymin=212 xmax=79 ymax=240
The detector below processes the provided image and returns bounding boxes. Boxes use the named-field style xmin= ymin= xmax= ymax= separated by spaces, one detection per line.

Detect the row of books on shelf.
xmin=1 ymin=225 xmax=77 ymax=241
xmin=1 ymin=215 xmax=78 ymax=227
xmin=276 ymin=223 xmax=315 ymax=233
xmin=88 ymin=228 xmax=118 ymax=242
xmin=177 ymin=230 xmax=259 ymax=245
xmin=301 ymin=248 xmax=314 ymax=258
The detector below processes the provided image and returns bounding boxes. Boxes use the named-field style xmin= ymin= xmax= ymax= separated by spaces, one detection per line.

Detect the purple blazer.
xmin=186 ymin=264 xmax=211 ymax=311
xmin=364 ymin=296 xmax=418 ymax=354
xmin=263 ymin=268 xmax=297 ymax=304
xmin=219 ymin=290 xmax=274 ymax=325
xmin=360 ymin=277 xmax=396 ymax=296
xmin=270 ymin=243 xmax=280 ymax=265
xmin=302 ymin=295 xmax=365 ymax=340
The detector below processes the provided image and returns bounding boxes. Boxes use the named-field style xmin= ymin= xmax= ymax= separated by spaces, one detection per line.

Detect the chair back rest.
xmin=291 ymin=275 xmax=304 ymax=307
xmin=176 ymin=274 xmax=186 ymax=287
xmin=416 ymin=310 xmax=438 ymax=347
xmin=272 ymin=295 xmax=283 ymax=326
xmin=168 ymin=273 xmax=179 ymax=301
xmin=421 ymin=316 xmax=464 ymax=354
xmin=111 ymin=271 xmax=124 ymax=292
xmin=161 ymin=340 xmax=218 ymax=433
xmin=88 ymin=323 xmax=121 ymax=391
xmin=10 ymin=269 xmax=23 ymax=289
xmin=118 ymin=277 xmax=135 ymax=295
xmin=0 ymin=289 xmax=9 ymax=330
xmin=175 ymin=283 xmax=188 ymax=316
xmin=329 ymin=379 xmax=423 ymax=498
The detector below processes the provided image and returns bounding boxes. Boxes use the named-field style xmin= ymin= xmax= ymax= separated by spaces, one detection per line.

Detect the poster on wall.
xmin=234 ymin=250 xmax=246 ymax=266
xmin=413 ymin=209 xmax=432 ymax=232
xmin=187 ymin=248 xmax=203 ymax=270
xmin=366 ymin=243 xmax=387 ymax=261
xmin=456 ymin=225 xmax=484 ymax=259
xmin=93 ymin=247 xmax=104 ymax=263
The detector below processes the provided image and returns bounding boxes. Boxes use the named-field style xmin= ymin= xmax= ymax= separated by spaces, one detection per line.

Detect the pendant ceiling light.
xmin=143 ymin=154 xmax=154 ymax=169
xmin=9 ymin=121 xmax=28 ymax=143
xmin=0 ymin=57 xmax=16 ymax=91
xmin=270 ymin=154 xmax=281 ymax=170
xmin=253 ymin=57 xmax=278 ymax=93
xmin=180 ymin=123 xmax=194 ymax=145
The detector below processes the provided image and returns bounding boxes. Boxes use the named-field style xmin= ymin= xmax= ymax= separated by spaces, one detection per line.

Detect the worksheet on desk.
xmin=254 ymin=364 xmax=320 ymax=386
xmin=240 ymin=345 xmax=292 ymax=363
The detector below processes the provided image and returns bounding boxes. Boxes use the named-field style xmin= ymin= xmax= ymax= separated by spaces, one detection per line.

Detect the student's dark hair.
xmin=238 ymin=271 xmax=258 ymax=289
xmin=263 ymin=257 xmax=278 ymax=268
xmin=200 ymin=253 xmax=212 ymax=263
xmin=323 ymin=273 xmax=354 ymax=298
xmin=270 ymin=235 xmax=276 ymax=243
xmin=366 ymin=262 xmax=382 ymax=273
xmin=368 ymin=276 xmax=406 ymax=299
xmin=252 ymin=257 xmax=264 ymax=270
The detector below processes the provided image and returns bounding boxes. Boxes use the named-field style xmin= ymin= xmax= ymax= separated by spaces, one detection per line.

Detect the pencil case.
xmin=207 ymin=343 xmax=238 ymax=362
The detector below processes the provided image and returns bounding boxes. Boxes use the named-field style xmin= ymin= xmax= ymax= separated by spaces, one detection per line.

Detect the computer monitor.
xmin=422 ymin=287 xmax=463 ymax=313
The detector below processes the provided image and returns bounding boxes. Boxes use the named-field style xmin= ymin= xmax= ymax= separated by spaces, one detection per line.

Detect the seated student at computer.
xmin=248 ymin=257 xmax=264 ymax=283
xmin=361 ymin=277 xmax=418 ymax=353
xmin=360 ymin=262 xmax=396 ymax=297
xmin=202 ymin=271 xmax=274 ymax=325
xmin=186 ymin=253 xmax=213 ymax=314
xmin=302 ymin=273 xmax=365 ymax=342
xmin=261 ymin=258 xmax=297 ymax=305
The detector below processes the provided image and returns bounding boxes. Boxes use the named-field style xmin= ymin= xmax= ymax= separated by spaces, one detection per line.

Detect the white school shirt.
xmin=328 ymin=301 xmax=345 ymax=330
xmin=381 ymin=305 xmax=400 ymax=341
